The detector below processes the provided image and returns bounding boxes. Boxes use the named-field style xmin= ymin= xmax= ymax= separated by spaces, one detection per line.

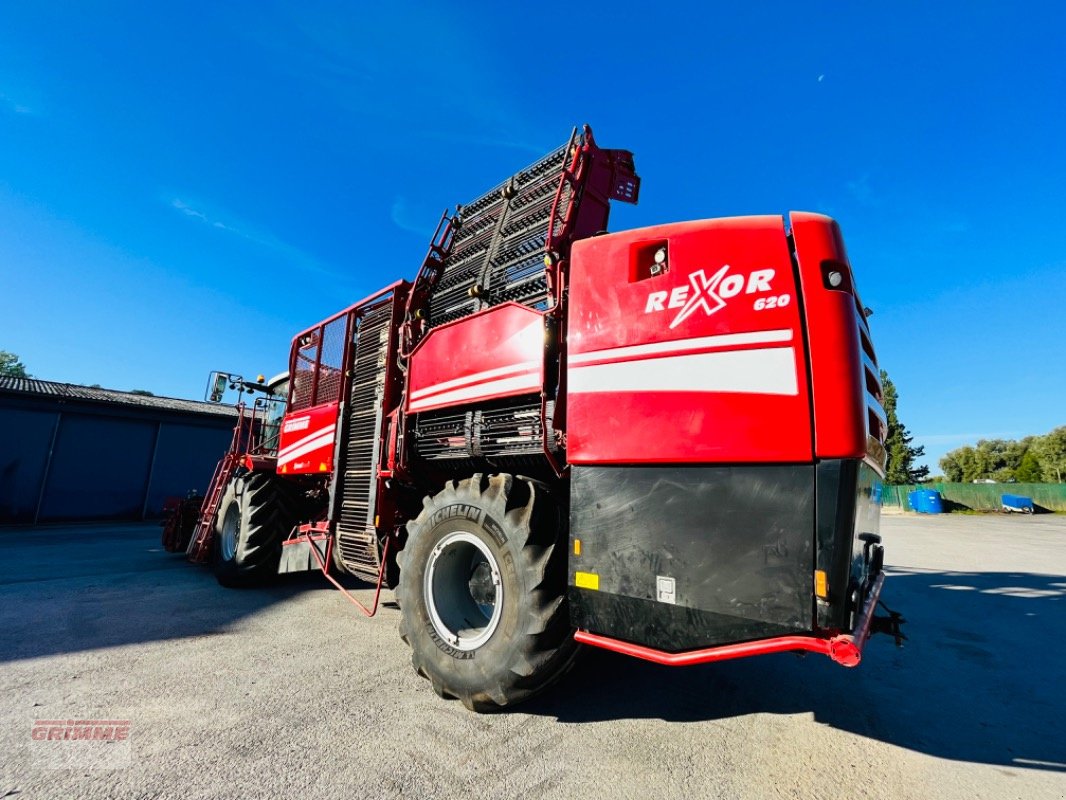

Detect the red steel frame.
xmin=281 ymin=523 xmax=392 ymax=618
xmin=278 ymin=282 xmax=407 ymax=478
xmin=574 ymin=573 xmax=885 ymax=668
xmin=286 ymin=281 xmax=408 ymax=411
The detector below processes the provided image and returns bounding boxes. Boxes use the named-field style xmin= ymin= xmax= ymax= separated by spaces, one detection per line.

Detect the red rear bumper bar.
xmin=574 ymin=572 xmax=885 ymax=669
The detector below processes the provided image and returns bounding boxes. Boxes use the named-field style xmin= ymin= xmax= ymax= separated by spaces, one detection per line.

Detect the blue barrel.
xmin=908 ymin=489 xmax=943 ymax=514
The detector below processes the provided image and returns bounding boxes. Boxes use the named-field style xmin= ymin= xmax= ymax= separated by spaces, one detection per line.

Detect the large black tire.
xmin=397 ymin=474 xmax=577 ymax=711
xmin=213 ymin=472 xmax=295 ymax=587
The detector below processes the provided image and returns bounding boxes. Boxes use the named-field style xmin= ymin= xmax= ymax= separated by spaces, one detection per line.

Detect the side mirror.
xmin=207 ymin=371 xmax=229 ymax=403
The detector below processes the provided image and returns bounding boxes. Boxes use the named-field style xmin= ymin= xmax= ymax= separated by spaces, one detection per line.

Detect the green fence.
xmin=882 ymin=483 xmax=1066 ymax=512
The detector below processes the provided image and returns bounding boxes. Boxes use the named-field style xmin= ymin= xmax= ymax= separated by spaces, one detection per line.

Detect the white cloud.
xmin=415 ymin=129 xmax=547 ymax=157
xmin=915 ymin=432 xmax=1022 ymax=445
xmin=846 ymin=174 xmax=876 ymax=206
xmin=167 ymin=196 xmax=342 ymax=278
xmin=390 ymin=196 xmax=437 ymax=238
xmin=1 ymin=92 xmax=34 ymax=114
xmin=239 ymin=6 xmax=543 ymax=154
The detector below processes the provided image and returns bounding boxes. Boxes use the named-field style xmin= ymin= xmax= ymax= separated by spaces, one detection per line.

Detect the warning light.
xmin=573 ymin=538 xmax=581 ymax=556
xmin=815 ymin=570 xmax=828 ymax=599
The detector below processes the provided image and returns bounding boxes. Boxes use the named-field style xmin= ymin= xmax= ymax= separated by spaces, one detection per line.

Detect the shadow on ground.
xmin=3 ymin=524 xmax=1063 ymax=774
xmin=0 ymin=523 xmax=364 ymax=664
xmin=524 ymin=567 xmax=1066 ymax=774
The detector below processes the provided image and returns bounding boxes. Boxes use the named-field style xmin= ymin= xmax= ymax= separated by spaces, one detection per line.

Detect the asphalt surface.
xmin=1 ymin=513 xmax=1064 ymax=799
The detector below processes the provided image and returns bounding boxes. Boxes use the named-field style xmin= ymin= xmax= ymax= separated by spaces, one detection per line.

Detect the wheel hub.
xmin=220 ymin=504 xmax=241 ymax=562
xmin=425 ymin=531 xmax=503 ymax=651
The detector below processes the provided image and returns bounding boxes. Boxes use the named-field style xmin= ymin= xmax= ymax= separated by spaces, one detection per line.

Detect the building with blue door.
xmin=0 ymin=377 xmax=236 ymax=525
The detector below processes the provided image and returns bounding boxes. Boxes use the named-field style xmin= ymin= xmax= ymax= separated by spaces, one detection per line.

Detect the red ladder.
xmin=186 ymin=406 xmax=250 ymax=564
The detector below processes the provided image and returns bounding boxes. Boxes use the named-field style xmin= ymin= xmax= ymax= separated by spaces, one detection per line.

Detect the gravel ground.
xmin=1 ymin=513 xmax=1064 ymax=800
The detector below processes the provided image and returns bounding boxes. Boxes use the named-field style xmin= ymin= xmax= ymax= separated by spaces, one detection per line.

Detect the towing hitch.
xmin=870 ymin=600 xmax=907 ymax=647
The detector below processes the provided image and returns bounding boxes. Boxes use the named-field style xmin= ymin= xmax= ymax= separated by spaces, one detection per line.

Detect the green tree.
xmin=1015 ymin=450 xmax=1043 ymax=482
xmin=940 ymin=444 xmax=988 ymax=482
xmin=971 ymin=438 xmax=1028 ymax=482
xmin=129 ymin=389 xmax=155 ymax=396
xmin=939 ymin=448 xmax=967 ymax=482
xmin=0 ymin=350 xmax=29 ymax=378
xmin=1033 ymin=427 xmax=1066 ymax=483
xmin=881 ymin=369 xmax=929 ymax=484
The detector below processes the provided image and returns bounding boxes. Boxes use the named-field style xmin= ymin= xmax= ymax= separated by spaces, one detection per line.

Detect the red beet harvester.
xmin=165 ymin=126 xmax=898 ymax=711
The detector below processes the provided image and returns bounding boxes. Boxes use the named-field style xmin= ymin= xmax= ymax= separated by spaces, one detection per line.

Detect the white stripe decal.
xmin=409 ymin=373 xmax=542 ymax=411
xmin=569 ymin=347 xmax=799 ymax=396
xmin=278 ymin=431 xmax=336 ymax=466
xmin=278 ymin=423 xmax=336 ymax=459
xmin=569 ymin=329 xmax=793 ymax=366
xmin=410 ymin=360 xmax=540 ymax=401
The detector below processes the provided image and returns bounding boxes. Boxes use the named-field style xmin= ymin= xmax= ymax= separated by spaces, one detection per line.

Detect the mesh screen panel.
xmin=316 ymin=315 xmax=348 ymax=406
xmin=291 ymin=342 xmax=318 ymax=411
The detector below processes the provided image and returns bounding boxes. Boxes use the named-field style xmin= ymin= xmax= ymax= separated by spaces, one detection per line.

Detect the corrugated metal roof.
xmin=0 ymin=377 xmax=237 ymax=417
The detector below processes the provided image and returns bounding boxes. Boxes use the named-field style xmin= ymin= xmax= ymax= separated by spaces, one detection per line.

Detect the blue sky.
xmin=1 ymin=2 xmax=1063 ymax=473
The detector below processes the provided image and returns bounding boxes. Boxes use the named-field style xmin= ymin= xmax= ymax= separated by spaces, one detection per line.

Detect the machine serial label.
xmin=656 ymin=576 xmax=677 ymax=604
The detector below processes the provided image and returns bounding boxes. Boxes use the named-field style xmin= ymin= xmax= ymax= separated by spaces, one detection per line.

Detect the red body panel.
xmin=565 ymin=217 xmax=812 ymax=464
xmin=277 ymin=402 xmax=339 ymax=475
xmin=406 ymin=303 xmax=544 ymax=414
xmin=790 ymin=213 xmax=881 ymax=461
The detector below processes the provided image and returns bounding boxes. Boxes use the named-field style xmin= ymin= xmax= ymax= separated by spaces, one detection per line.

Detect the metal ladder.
xmin=185 ymin=406 xmax=249 ymax=564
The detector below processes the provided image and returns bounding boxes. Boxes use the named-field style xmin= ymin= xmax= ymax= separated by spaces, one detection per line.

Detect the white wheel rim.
xmin=424 ymin=531 xmax=504 ymax=651
xmin=221 ymin=504 xmax=240 ymax=561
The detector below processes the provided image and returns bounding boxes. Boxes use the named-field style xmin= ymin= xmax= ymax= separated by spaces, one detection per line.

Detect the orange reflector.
xmin=319 ymin=462 xmax=328 ymax=472
xmin=815 ymin=569 xmax=828 ymax=599
xmin=573 ymin=538 xmax=581 ymax=556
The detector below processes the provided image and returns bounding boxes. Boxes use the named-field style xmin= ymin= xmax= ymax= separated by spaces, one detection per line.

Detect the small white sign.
xmin=656 ymin=576 xmax=676 ymax=605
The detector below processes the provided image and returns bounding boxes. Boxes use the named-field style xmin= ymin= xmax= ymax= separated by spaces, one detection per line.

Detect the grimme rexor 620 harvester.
xmin=165 ymin=126 xmax=900 ymax=711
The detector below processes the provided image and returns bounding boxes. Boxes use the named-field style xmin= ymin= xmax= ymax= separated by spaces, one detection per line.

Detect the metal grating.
xmin=335 ymin=301 xmax=393 ymax=579
xmin=414 ymin=400 xmax=545 ymax=462
xmin=411 ymin=126 xmax=639 ymax=342
xmin=426 ymin=142 xmax=571 ymax=327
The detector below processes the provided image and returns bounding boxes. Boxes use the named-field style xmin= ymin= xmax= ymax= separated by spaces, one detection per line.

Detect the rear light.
xmin=820 ymin=259 xmax=853 ymax=292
